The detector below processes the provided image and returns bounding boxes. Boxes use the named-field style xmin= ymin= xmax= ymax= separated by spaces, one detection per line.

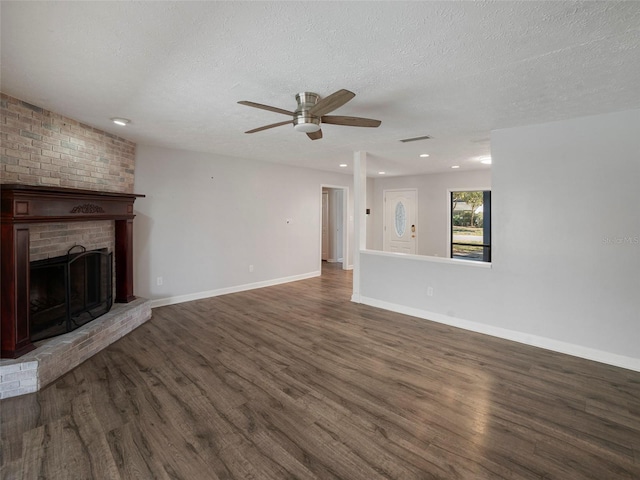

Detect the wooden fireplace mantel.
xmin=1 ymin=184 xmax=145 ymax=358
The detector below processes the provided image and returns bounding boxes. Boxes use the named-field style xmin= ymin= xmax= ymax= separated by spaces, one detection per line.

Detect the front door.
xmin=383 ymin=189 xmax=417 ymax=254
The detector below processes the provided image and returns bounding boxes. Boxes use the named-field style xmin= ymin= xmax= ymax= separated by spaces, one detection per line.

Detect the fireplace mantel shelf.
xmin=1 ymin=184 xmax=145 ymax=358
xmin=1 ymin=184 xmax=145 ymax=224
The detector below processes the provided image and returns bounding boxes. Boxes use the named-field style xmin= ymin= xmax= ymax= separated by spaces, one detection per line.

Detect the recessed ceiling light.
xmin=111 ymin=118 xmax=130 ymax=126
xmin=339 ymin=164 xmax=348 ymax=168
xmin=451 ymin=165 xmax=460 ymax=169
xmin=419 ymin=154 xmax=430 ymax=158
xmin=479 ymin=156 xmax=492 ymax=165
xmin=378 ymin=171 xmax=386 ymax=175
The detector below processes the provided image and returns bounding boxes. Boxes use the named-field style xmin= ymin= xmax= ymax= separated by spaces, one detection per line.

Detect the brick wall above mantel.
xmin=1 ymin=93 xmax=138 ymax=261
xmin=0 ymin=93 xmax=136 ymax=193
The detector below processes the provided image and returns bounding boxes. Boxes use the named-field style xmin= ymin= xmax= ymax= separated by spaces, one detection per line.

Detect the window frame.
xmin=447 ymin=189 xmax=491 ymax=263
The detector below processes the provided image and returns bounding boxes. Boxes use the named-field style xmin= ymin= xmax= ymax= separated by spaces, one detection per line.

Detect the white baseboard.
xmin=151 ymin=271 xmax=321 ymax=309
xmin=358 ymin=296 xmax=640 ymax=373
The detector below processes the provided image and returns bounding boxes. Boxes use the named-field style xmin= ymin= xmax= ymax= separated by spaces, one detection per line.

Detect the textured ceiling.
xmin=2 ymin=1 xmax=639 ymax=176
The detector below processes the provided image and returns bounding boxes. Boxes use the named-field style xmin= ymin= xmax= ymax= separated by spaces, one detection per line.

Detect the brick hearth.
xmin=0 ymin=298 xmax=151 ymax=399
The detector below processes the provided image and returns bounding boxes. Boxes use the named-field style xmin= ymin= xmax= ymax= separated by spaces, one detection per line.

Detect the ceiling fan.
xmin=238 ymin=89 xmax=381 ymax=140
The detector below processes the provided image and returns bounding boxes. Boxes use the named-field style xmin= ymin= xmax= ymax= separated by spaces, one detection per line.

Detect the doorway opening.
xmin=320 ymin=185 xmax=349 ymax=273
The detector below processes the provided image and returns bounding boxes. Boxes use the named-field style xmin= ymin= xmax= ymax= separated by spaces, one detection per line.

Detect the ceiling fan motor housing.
xmin=293 ymin=92 xmax=321 ymax=132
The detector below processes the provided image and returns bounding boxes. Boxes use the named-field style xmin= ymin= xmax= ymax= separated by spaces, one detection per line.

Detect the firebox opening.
xmin=29 ymin=246 xmax=113 ymax=342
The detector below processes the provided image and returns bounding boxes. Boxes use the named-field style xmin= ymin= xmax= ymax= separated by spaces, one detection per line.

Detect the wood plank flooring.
xmin=2 ymin=263 xmax=640 ymax=479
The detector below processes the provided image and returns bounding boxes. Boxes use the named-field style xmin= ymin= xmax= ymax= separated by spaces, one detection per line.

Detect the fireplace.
xmin=1 ymin=184 xmax=144 ymax=358
xmin=30 ymin=246 xmax=113 ymax=342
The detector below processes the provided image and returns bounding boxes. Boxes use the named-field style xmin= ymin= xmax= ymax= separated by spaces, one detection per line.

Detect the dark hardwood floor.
xmin=2 ymin=262 xmax=639 ymax=479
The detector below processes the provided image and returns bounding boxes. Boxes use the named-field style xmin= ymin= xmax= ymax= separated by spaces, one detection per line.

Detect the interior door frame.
xmin=383 ymin=188 xmax=418 ymax=254
xmin=321 ymin=191 xmax=329 ymax=261
xmin=319 ymin=184 xmax=349 ymax=271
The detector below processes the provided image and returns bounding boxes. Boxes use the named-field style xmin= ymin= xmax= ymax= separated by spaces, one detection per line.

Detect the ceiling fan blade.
xmin=321 ymin=115 xmax=381 ymax=128
xmin=245 ymin=120 xmax=292 ymax=134
xmin=307 ymin=129 xmax=323 ymax=140
xmin=309 ymin=89 xmax=355 ymax=116
xmin=238 ymin=101 xmax=294 ymax=117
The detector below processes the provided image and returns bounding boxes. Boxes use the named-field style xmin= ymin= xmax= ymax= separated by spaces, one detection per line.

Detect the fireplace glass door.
xmin=30 ymin=247 xmax=113 ymax=342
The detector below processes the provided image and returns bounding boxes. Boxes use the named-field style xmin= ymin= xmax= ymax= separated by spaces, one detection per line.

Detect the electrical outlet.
xmin=427 ymin=286 xmax=433 ymax=297
xmin=157 ymin=276 xmax=163 ymax=286
xmin=249 ymin=265 xmax=254 ymax=273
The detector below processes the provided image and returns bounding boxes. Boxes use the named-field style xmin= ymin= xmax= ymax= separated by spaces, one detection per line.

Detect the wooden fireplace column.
xmin=1 ymin=184 xmax=145 ymax=358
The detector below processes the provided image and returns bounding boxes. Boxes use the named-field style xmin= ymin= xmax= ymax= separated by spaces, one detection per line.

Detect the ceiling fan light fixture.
xmin=293 ymin=114 xmax=321 ymax=133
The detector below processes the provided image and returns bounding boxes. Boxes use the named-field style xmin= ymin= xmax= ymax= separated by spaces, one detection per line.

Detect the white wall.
xmin=359 ymin=109 xmax=640 ymax=370
xmin=133 ymin=145 xmax=353 ymax=305
xmin=369 ymin=170 xmax=491 ymax=256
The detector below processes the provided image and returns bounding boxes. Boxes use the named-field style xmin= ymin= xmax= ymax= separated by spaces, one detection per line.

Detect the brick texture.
xmin=0 ymin=93 xmax=136 ymax=260
xmin=1 ymin=93 xmax=136 ymax=193
xmin=29 ymin=221 xmax=115 ymax=261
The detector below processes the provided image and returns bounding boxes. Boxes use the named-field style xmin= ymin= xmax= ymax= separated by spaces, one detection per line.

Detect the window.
xmin=450 ymin=190 xmax=491 ymax=262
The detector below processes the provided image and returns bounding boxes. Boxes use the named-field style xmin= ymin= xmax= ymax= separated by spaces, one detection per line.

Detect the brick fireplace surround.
xmin=1 ymin=94 xmax=151 ymax=398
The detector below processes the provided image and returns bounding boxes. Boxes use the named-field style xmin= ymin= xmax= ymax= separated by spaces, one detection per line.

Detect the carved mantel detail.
xmin=70 ymin=203 xmax=105 ymax=214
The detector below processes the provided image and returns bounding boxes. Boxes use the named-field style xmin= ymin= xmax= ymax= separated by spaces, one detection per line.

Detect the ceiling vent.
xmin=399 ymin=135 xmax=431 ymax=143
